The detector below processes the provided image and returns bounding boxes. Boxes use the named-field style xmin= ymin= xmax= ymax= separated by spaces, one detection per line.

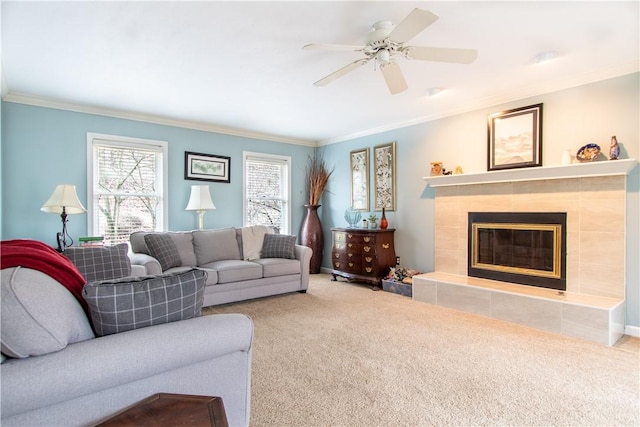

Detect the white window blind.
xmin=87 ymin=133 xmax=168 ymax=245
xmin=243 ymin=152 xmax=291 ymax=234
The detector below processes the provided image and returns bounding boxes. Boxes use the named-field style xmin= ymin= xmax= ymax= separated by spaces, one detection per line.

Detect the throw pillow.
xmin=64 ymin=243 xmax=131 ymax=282
xmin=261 ymin=234 xmax=296 ymax=259
xmin=1 ymin=267 xmax=95 ymax=358
xmin=82 ymin=268 xmax=206 ymax=337
xmin=144 ymin=234 xmax=182 ymax=271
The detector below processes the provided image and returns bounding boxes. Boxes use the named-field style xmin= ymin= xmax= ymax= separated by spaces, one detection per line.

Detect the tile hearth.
xmin=412 ymin=272 xmax=624 ymax=346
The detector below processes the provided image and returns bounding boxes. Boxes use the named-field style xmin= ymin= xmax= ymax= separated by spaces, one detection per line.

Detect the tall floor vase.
xmin=301 ymin=204 xmax=323 ymax=274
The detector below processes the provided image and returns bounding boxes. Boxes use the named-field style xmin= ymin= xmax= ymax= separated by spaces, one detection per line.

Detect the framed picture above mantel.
xmin=487 ymin=103 xmax=543 ymax=171
xmin=184 ymin=151 xmax=231 ymax=183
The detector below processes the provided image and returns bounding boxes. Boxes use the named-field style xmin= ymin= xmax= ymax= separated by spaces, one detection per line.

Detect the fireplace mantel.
xmin=422 ymin=158 xmax=637 ymax=188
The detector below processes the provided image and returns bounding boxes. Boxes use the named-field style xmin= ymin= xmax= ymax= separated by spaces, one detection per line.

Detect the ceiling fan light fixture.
xmin=377 ymin=49 xmax=390 ymax=64
xmin=534 ymin=51 xmax=558 ymax=65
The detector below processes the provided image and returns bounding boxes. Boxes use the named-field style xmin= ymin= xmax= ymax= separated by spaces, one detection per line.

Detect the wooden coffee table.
xmin=97 ymin=393 xmax=228 ymax=427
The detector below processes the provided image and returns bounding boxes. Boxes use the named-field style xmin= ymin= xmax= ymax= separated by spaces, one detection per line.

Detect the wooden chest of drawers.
xmin=330 ymin=228 xmax=396 ymax=287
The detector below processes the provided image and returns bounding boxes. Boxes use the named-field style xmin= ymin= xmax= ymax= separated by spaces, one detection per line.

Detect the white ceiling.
xmin=2 ymin=1 xmax=638 ymax=146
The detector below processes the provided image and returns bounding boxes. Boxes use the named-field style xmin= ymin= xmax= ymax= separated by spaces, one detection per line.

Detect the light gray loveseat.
xmin=129 ymin=226 xmax=312 ymax=306
xmin=1 ymin=265 xmax=253 ymax=427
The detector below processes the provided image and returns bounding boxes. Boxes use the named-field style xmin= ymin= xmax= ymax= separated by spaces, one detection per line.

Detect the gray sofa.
xmin=129 ymin=226 xmax=312 ymax=306
xmin=1 ymin=245 xmax=254 ymax=427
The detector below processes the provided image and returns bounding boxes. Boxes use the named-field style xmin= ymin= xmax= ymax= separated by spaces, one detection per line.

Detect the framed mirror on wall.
xmin=373 ymin=142 xmax=396 ymax=211
xmin=350 ymin=148 xmax=369 ymax=211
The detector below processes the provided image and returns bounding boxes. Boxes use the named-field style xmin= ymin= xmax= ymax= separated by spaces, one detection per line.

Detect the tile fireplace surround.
xmin=416 ymin=160 xmax=637 ymax=345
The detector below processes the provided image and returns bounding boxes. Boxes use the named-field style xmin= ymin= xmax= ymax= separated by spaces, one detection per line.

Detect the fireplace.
xmin=468 ymin=212 xmax=567 ymax=291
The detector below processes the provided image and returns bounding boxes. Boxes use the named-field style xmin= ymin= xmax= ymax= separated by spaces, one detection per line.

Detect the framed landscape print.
xmin=487 ymin=103 xmax=543 ymax=171
xmin=373 ymin=142 xmax=396 ymax=211
xmin=185 ymin=151 xmax=231 ymax=183
xmin=350 ymin=148 xmax=369 ymax=211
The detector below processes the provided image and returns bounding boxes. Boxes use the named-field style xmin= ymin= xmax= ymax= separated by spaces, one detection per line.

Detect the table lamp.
xmin=41 ymin=184 xmax=87 ymax=251
xmin=185 ymin=185 xmax=216 ymax=230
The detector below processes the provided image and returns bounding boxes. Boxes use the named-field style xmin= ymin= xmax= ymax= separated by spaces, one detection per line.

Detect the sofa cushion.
xmin=261 ymin=234 xmax=296 ymax=259
xmin=83 ymin=269 xmax=206 ymax=337
xmin=64 ymin=243 xmax=131 ymax=281
xmin=201 ymin=260 xmax=262 ymax=284
xmin=170 ymin=232 xmax=198 ymax=266
xmin=253 ymin=258 xmax=301 ymax=278
xmin=241 ymin=225 xmax=272 ymax=260
xmin=144 ymin=234 xmax=182 ymax=271
xmin=130 ymin=231 xmax=151 ymax=254
xmin=1 ymin=267 xmax=95 ymax=358
xmin=193 ymin=228 xmax=241 ymax=265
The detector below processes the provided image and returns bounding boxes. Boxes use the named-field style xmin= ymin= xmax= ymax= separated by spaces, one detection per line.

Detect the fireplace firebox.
xmin=468 ymin=212 xmax=567 ymax=291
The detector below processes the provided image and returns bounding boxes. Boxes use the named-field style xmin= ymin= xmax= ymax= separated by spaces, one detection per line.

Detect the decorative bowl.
xmin=576 ymin=143 xmax=601 ymax=162
xmin=344 ymin=208 xmax=362 ymax=228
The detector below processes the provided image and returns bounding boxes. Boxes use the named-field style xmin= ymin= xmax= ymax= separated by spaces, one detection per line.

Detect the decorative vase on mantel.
xmin=301 ymin=204 xmax=324 ymax=274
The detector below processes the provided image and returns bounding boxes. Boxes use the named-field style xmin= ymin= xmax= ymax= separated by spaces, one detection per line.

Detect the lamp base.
xmin=197 ymin=210 xmax=205 ymax=230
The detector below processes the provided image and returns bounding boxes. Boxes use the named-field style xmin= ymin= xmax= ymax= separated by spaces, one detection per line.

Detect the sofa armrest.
xmin=1 ymin=314 xmax=253 ymax=419
xmin=295 ymin=244 xmax=312 ymax=291
xmin=128 ymin=252 xmax=163 ymax=275
xmin=130 ymin=264 xmax=146 ymax=276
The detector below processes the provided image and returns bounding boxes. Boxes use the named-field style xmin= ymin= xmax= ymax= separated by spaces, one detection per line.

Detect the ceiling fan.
xmin=303 ymin=8 xmax=478 ymax=95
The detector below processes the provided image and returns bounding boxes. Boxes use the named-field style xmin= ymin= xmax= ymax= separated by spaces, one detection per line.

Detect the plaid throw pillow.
xmin=261 ymin=234 xmax=296 ymax=259
xmin=64 ymin=243 xmax=131 ymax=282
xmin=83 ymin=269 xmax=206 ymax=337
xmin=144 ymin=234 xmax=181 ymax=271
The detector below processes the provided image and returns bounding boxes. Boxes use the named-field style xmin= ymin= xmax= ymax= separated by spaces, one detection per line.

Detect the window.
xmin=243 ymin=152 xmax=291 ymax=234
xmin=87 ymin=133 xmax=168 ymax=245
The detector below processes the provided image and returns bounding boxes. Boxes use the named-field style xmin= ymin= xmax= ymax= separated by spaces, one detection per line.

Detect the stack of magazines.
xmin=78 ymin=236 xmax=104 ymax=247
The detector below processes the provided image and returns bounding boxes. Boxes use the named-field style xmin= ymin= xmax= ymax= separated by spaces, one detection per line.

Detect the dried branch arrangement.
xmin=306 ymin=153 xmax=334 ymax=205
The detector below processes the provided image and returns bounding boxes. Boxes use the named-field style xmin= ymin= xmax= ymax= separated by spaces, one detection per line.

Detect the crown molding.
xmin=318 ymin=66 xmax=639 ymax=146
xmin=2 ymin=92 xmax=318 ymax=147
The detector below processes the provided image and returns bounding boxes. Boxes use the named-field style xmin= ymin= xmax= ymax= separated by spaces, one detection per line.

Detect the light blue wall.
xmin=1 ymin=102 xmax=315 ymax=245
xmin=320 ymin=73 xmax=640 ymax=328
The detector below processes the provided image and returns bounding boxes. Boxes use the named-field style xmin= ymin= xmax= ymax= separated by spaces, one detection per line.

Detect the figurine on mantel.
xmin=609 ymin=136 xmax=620 ymax=160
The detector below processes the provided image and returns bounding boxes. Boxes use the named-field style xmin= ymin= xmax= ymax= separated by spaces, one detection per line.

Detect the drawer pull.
xmin=365 ymin=257 xmax=372 ymax=262
xmin=364 ymin=246 xmax=371 ymax=252
xmin=348 ymin=253 xmax=353 ymax=258
xmin=363 ymin=236 xmax=371 ymax=242
xmin=335 ymin=253 xmax=340 ymax=258
xmin=382 ymin=243 xmax=390 ymax=249
xmin=335 ymin=262 xmax=340 ymax=268
xmin=348 ymin=234 xmax=353 ymax=238
xmin=365 ymin=267 xmax=372 ymax=273
xmin=348 ymin=243 xmax=353 ymax=248
xmin=349 ymin=262 xmax=353 ymax=267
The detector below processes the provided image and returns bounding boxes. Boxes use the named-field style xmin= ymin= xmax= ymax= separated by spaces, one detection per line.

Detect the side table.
xmin=96 ymin=393 xmax=228 ymax=427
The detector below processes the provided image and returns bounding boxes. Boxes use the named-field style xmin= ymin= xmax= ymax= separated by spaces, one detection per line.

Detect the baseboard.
xmin=624 ymin=325 xmax=640 ymax=337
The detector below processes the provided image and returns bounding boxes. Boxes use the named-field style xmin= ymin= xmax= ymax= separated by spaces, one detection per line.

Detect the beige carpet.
xmin=205 ymin=274 xmax=640 ymax=426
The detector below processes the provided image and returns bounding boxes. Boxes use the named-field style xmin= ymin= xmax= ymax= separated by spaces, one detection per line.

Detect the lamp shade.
xmin=41 ymin=184 xmax=87 ymax=214
xmin=185 ymin=185 xmax=216 ymax=211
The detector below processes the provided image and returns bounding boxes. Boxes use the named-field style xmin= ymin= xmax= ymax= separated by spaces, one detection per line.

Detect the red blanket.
xmin=1 ymin=239 xmax=87 ymax=310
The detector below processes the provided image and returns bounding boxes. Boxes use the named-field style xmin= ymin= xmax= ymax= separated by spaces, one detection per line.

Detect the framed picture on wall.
xmin=350 ymin=148 xmax=369 ymax=211
xmin=373 ymin=142 xmax=396 ymax=211
xmin=487 ymin=103 xmax=543 ymax=171
xmin=184 ymin=151 xmax=231 ymax=183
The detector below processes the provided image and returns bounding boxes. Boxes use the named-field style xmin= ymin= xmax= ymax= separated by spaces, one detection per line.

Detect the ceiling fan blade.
xmin=313 ymin=58 xmax=371 ymax=87
xmin=303 ymin=43 xmax=364 ymax=52
xmin=405 ymin=46 xmax=478 ymax=64
xmin=380 ymin=62 xmax=408 ymax=95
xmin=387 ymin=8 xmax=439 ymax=43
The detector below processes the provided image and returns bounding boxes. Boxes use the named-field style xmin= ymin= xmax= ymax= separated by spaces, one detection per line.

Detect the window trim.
xmin=243 ymin=151 xmax=292 ymax=234
xmin=86 ymin=132 xmax=169 ymax=237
